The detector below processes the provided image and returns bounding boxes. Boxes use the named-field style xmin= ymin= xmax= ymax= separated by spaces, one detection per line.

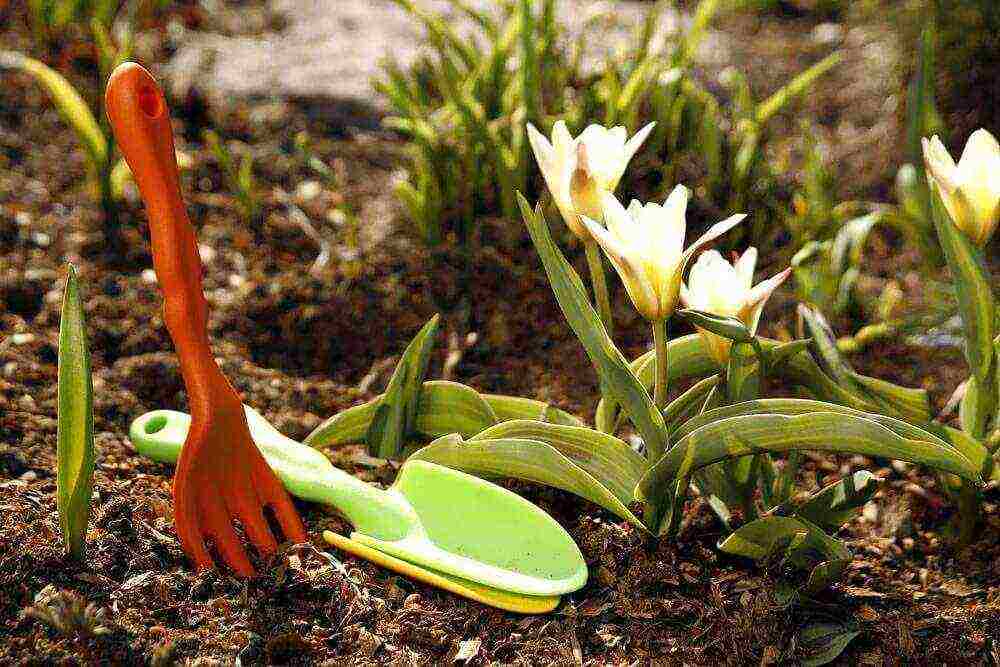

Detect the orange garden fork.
xmin=106 ymin=63 xmax=306 ymax=576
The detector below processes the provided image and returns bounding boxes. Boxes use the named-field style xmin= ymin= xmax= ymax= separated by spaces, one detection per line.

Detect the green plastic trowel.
xmin=130 ymin=407 xmax=587 ymax=611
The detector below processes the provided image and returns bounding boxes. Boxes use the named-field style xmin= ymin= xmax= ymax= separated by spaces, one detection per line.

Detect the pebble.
xmin=20 ymin=471 xmax=37 ymax=482
xmin=199 ymin=244 xmax=216 ymax=263
xmin=19 ymin=394 xmax=35 ymax=410
xmin=296 ymin=180 xmax=322 ymax=201
xmin=142 ymin=269 xmax=158 ymax=284
xmin=812 ymin=22 xmax=843 ymax=45
xmin=11 ymin=333 xmax=35 ymax=345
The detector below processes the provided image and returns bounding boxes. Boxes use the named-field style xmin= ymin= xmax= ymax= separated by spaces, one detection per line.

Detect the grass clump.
xmin=380 ymin=0 xmax=840 ymax=251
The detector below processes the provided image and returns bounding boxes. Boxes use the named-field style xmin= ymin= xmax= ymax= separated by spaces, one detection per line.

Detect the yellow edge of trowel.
xmin=322 ymin=531 xmax=561 ymax=614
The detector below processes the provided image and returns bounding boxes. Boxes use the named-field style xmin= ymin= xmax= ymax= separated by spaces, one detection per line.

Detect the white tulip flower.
xmin=579 ymin=186 xmax=746 ymax=323
xmin=921 ymin=129 xmax=1000 ymax=246
xmin=526 ymin=120 xmax=655 ymax=238
xmin=680 ymin=248 xmax=791 ymax=366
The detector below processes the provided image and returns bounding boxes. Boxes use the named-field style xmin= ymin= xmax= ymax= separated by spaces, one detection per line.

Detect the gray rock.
xmin=164 ymin=0 xmax=721 ymax=124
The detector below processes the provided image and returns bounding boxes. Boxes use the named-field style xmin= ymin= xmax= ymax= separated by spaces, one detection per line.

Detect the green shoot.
xmin=204 ymin=129 xmax=261 ymax=225
xmin=1 ymin=8 xmax=135 ymax=249
xmin=57 ymin=264 xmax=95 ymax=560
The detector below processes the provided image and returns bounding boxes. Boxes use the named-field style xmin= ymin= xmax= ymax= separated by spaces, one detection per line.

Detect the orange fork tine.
xmin=106 ymin=63 xmax=306 ymax=576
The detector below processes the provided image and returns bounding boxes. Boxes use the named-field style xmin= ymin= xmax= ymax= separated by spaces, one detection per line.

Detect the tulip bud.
xmin=526 ymin=121 xmax=655 ymax=239
xmin=680 ymin=248 xmax=791 ymax=366
xmin=921 ymin=129 xmax=1000 ymax=247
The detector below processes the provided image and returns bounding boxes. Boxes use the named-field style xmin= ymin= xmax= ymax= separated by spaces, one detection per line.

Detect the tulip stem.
xmin=584 ymin=240 xmax=614 ymax=336
xmin=652 ymin=318 xmax=669 ymax=409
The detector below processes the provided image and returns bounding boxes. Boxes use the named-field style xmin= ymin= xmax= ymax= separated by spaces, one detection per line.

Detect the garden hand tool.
xmin=131 ymin=407 xmax=588 ymax=604
xmin=107 ymin=62 xmax=306 ymax=577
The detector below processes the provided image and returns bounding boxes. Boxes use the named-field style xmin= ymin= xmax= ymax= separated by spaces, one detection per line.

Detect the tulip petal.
xmin=603 ymin=192 xmax=637 ymax=242
xmin=581 ymin=213 xmax=658 ymax=320
xmin=679 ymin=281 xmax=692 ymax=308
xmin=679 ymin=213 xmax=747 ymax=271
xmin=526 ymin=122 xmax=555 ymax=175
xmin=735 ymin=247 xmax=757 ymax=291
xmin=656 ymin=185 xmax=690 ymax=260
xmin=623 ymin=122 xmax=656 ymax=163
xmin=921 ymin=136 xmax=959 ymax=193
xmin=956 ymin=128 xmax=1000 ymax=184
xmin=744 ymin=267 xmax=792 ymax=333
xmin=956 ymin=129 xmax=1000 ymax=241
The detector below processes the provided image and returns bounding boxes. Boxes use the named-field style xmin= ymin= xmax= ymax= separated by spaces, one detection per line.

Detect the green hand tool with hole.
xmin=131 ymin=407 xmax=587 ymax=612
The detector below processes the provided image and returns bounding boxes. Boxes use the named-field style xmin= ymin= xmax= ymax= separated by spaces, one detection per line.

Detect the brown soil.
xmin=3 ymin=2 xmax=1000 ymax=664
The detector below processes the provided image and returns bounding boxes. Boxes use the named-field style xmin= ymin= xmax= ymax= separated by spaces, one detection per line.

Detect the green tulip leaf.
xmin=481 ymin=393 xmax=584 ymax=427
xmin=719 ymin=515 xmax=848 ymax=563
xmin=470 ymin=420 xmax=646 ymax=506
xmin=0 ymin=51 xmax=108 ymax=174
xmin=413 ymin=380 xmax=499 ymax=438
xmin=519 ymin=195 xmax=668 ymax=461
xmin=930 ymin=187 xmax=996 ymax=384
xmin=797 ymin=621 xmax=861 ymax=666
xmin=57 ymin=265 xmax=94 ymax=559
xmin=640 ymin=411 xmax=981 ymax=534
xmin=797 ymin=304 xmax=931 ymax=422
xmin=678 ymin=308 xmax=754 ymax=343
xmin=793 ymin=470 xmax=880 ymax=531
xmin=308 ymin=379 xmax=498 ymax=449
xmin=366 ymin=314 xmax=440 ymax=458
xmin=411 ymin=434 xmax=645 ymax=530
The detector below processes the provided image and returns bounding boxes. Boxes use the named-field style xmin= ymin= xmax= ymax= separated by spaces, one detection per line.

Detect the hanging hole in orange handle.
xmin=137 ymin=84 xmax=162 ymax=119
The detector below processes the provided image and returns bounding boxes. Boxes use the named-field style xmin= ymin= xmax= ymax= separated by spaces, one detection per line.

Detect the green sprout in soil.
xmin=56 ymin=263 xmax=95 ymax=560
xmin=204 ymin=128 xmax=261 ymax=226
xmin=0 ymin=7 xmax=140 ymax=249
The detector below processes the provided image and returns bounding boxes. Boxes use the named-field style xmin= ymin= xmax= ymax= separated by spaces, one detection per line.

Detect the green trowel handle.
xmin=130 ymin=408 xmax=413 ymax=541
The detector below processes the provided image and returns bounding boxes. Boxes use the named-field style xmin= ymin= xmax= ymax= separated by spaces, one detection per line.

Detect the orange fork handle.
xmin=105 ymin=63 xmax=224 ymax=419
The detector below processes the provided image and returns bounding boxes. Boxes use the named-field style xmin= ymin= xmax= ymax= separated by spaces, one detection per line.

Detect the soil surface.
xmin=3 ymin=1 xmax=1000 ymax=664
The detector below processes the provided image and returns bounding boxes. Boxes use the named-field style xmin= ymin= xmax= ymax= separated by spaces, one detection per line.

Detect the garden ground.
xmin=2 ymin=1 xmax=1000 ymax=663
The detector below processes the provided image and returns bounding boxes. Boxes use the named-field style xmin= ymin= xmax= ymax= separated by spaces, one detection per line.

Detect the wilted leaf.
xmin=57 ymin=265 xmax=94 ymax=559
